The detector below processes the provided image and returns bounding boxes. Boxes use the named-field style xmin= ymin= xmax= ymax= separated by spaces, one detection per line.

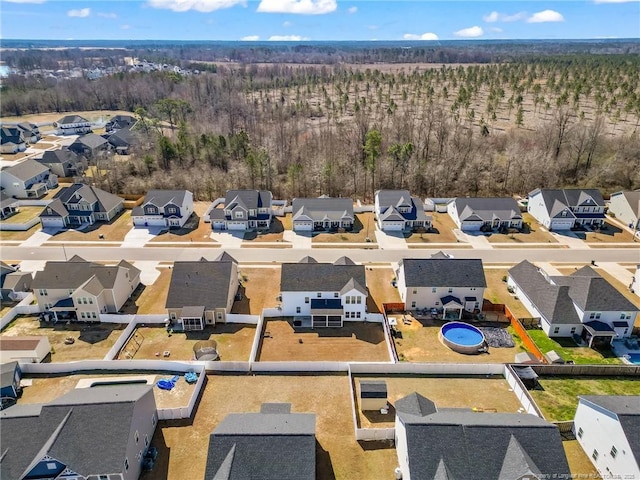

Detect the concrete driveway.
xmin=283 ymin=230 xmax=312 ymax=249
xmin=121 ymin=227 xmax=163 ymax=247
xmin=20 ymin=228 xmax=56 ymax=247
xmin=210 ymin=231 xmax=244 ymax=248
xmin=374 ymin=229 xmax=408 ymax=250
xmin=452 ymin=230 xmax=493 ymax=249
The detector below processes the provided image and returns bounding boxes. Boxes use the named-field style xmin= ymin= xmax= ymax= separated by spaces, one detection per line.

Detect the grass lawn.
xmin=122 ymin=267 xmax=172 ymax=314
xmin=365 ymin=268 xmax=401 ymax=313
xmin=312 ymin=213 xmax=377 ymax=243
xmin=0 ymin=224 xmax=39 ymax=241
xmin=405 ymin=212 xmax=458 ymax=243
xmin=530 ymin=376 xmax=640 ymax=421
xmin=0 ymin=206 xmax=42 ymax=224
xmin=243 ymin=215 xmax=287 ymax=242
xmin=527 ymin=330 xmax=623 ymax=365
xmin=483 ymin=267 xmax=533 ymax=319
xmin=46 ymin=210 xmax=133 ymax=242
xmin=577 ymin=221 xmax=636 ymax=243
xmin=232 ymin=267 xmax=281 ymax=314
xmin=257 ymin=319 xmax=390 ymax=362
xmin=486 ymin=213 xmax=558 ymax=244
xmin=142 ymin=374 xmax=398 ymax=480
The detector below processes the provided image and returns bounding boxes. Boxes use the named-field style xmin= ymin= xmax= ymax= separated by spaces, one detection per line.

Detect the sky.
xmin=1 ymin=0 xmax=639 ymax=41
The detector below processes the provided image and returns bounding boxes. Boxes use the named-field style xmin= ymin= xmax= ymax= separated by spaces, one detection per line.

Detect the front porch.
xmin=25 ymin=183 xmax=48 ymax=199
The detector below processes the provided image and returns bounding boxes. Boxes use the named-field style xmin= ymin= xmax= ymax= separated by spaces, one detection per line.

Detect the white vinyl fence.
xmin=0 ymin=293 xmax=40 ymax=330
xmin=226 ymin=314 xmax=260 ymax=324
xmin=503 ymin=364 xmax=543 ymax=417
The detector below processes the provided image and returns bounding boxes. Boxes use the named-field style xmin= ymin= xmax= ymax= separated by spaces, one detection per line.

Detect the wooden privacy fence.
xmin=383 ymin=303 xmax=405 ymax=313
xmin=506 ymin=307 xmax=546 ymax=363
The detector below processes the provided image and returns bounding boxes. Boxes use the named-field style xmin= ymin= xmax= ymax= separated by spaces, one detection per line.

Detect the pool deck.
xmin=611 ymin=339 xmax=640 ymax=364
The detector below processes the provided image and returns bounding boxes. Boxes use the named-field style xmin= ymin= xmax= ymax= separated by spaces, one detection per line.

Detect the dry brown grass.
xmin=354 ymin=375 xmax=524 ymax=428
xmin=487 ymin=213 xmax=558 ymax=244
xmin=243 ymin=215 xmax=288 ymax=242
xmin=232 ymin=267 xmax=281 ymax=314
xmin=119 ymin=324 xmax=255 ymax=362
xmin=365 ymin=267 xmax=401 ymax=313
xmin=257 ymin=319 xmax=390 ymax=362
xmin=312 ymin=213 xmax=377 ymax=243
xmin=0 ymin=224 xmax=39 ymax=241
xmin=483 ymin=267 xmax=533 ymax=318
xmin=46 ymin=210 xmax=133 ymax=242
xmin=1 ymin=316 xmax=125 ymax=362
xmin=0 ymin=206 xmax=42 ymax=224
xmin=143 ymin=374 xmax=398 ymax=480
xmin=0 ymin=109 xmax=134 ymax=125
xmin=121 ymin=267 xmax=172 ymax=315
xmin=405 ymin=212 xmax=459 ymax=243
xmin=563 ymin=440 xmax=601 ymax=479
xmin=392 ymin=314 xmax=526 ymax=363
xmin=149 ymin=203 xmax=217 ymax=243
xmin=578 ymin=221 xmax=636 ymax=243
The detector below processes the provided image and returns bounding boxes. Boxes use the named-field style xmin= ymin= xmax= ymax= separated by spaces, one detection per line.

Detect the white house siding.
xmin=341 ymin=288 xmax=367 ymax=321
xmin=72 ymin=290 xmax=101 ymax=321
xmin=400 ymin=286 xmax=484 ymax=311
xmin=123 ymin=389 xmax=157 ymax=480
xmin=574 ymin=400 xmax=640 ymax=480
xmin=579 ymin=309 xmax=634 ymax=338
xmin=0 ymin=337 xmax=51 ymax=363
xmin=110 ymin=267 xmax=140 ymax=312
xmin=280 ymin=290 xmax=365 ymax=321
xmin=608 ymin=194 xmax=639 ymax=230
xmin=527 ymin=193 xmax=552 ymax=228
xmin=394 ymin=418 xmax=411 ymax=480
xmin=631 ymin=266 xmax=640 ymax=297
xmin=446 ymin=202 xmax=463 ymax=229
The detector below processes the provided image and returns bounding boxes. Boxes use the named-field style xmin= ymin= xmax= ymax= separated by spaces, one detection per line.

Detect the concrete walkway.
xmin=283 ymin=230 xmax=312 ymax=249
xmin=374 ymin=229 xmax=408 ymax=250
xmin=550 ymin=231 xmax=589 ymax=249
xmin=599 ymin=262 xmax=635 ymax=288
xmin=453 ymin=230 xmax=493 ymax=249
xmin=133 ymin=261 xmax=162 ymax=285
xmin=209 ymin=231 xmax=245 ymax=248
xmin=20 ymin=228 xmax=56 ymax=247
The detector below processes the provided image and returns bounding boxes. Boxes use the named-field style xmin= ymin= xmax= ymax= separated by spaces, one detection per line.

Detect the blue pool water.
xmin=626 ymin=353 xmax=640 ymax=365
xmin=441 ymin=322 xmax=484 ymax=346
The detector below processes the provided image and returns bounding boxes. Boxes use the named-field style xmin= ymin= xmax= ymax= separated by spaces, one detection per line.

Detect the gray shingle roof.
xmin=56 ymin=115 xmax=90 ymax=125
xmin=454 ymin=197 xmax=522 ymax=223
xmin=71 ymin=133 xmax=108 ymax=149
xmin=529 ymin=188 xmax=605 ymax=217
xmin=32 ymin=256 xmax=139 ymax=291
xmin=3 ymin=159 xmax=50 ymax=182
xmin=0 ymin=385 xmax=153 ymax=479
xmin=204 ymin=411 xmax=316 ymax=480
xmin=281 ymin=262 xmax=366 ymax=293
xmin=399 ymin=258 xmax=487 ymax=288
xmin=40 ymin=183 xmax=123 ymax=218
xmin=396 ymin=393 xmax=570 ymax=480
xmin=376 ymin=190 xmax=430 ymax=223
xmin=1 ymin=126 xmax=24 ymax=145
xmin=165 ymin=258 xmax=237 ymax=310
xmin=141 ymin=189 xmax=189 ymax=208
xmin=225 ymin=189 xmax=272 ymax=211
xmin=39 ymin=148 xmax=83 ymax=165
xmin=108 ymin=128 xmax=138 ymax=148
xmin=0 ymin=191 xmax=19 ymax=208
xmin=292 ymin=197 xmax=354 ymax=222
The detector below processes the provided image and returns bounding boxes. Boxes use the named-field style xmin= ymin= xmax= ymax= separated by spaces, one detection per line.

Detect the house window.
xmin=346 ymin=296 xmax=351 ymax=304
xmin=89 ymin=298 xmax=93 ymax=304
xmin=170 ymin=312 xmax=176 ymax=320
xmin=595 ymin=313 xmax=601 ymax=319
xmin=334 ymin=292 xmax=339 ymax=298
xmin=357 ymin=296 xmax=362 ymax=304
xmin=577 ymin=427 xmax=583 ymax=438
xmin=304 ymin=297 xmax=309 ymax=304
xmin=624 ymin=328 xmax=629 ymax=335
xmin=411 ymin=301 xmax=416 ymax=308
xmin=91 ymin=312 xmax=97 ymax=318
xmin=448 ymin=288 xmax=453 ymax=293
xmin=589 ymin=312 xmax=595 ymax=319
xmin=135 ymin=431 xmax=139 ymax=444
xmin=356 ymin=312 xmax=361 ymax=319
xmin=412 ymin=289 xmax=417 ymax=295
xmin=570 ymin=327 xmax=576 ymax=334
xmin=592 ymin=450 xmax=598 ymax=461
xmin=235 ymin=211 xmax=243 ymax=218
xmin=152 ymin=413 xmax=157 ymax=426
xmin=124 ymin=459 xmax=129 ymax=471
xmin=474 ymin=302 xmax=479 ymax=309
xmin=144 ymin=434 xmax=149 ymax=447
xmin=80 ymin=312 xmax=85 ymax=319
xmin=317 ymin=293 xmax=321 ymax=298
xmin=68 ymin=289 xmax=74 ymax=295
xmin=39 ymin=289 xmax=48 ymax=296
xmin=620 ymin=313 xmax=626 ymax=319
xmin=610 ymin=446 xmax=617 ymax=459
xmin=168 ymin=207 xmax=177 ymax=213
xmin=296 ymin=307 xmax=301 ymax=314
xmin=553 ymin=327 xmax=560 ymax=334
xmin=432 ymin=287 xmax=437 ymax=293
xmin=435 ymin=302 xmax=440 ymax=306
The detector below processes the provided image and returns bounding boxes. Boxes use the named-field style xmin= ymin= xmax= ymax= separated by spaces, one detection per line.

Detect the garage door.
xmin=551 ymin=219 xmax=574 ymax=230
xmin=212 ymin=221 xmax=225 ymax=230
xmin=294 ymin=222 xmax=313 ymax=231
xmin=144 ymin=217 xmax=167 ymax=227
xmin=383 ymin=222 xmax=404 ymax=231
xmin=228 ymin=222 xmax=246 ymax=231
xmin=42 ymin=217 xmax=64 ymax=228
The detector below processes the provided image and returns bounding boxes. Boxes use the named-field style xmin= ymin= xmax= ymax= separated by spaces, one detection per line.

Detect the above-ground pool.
xmin=625 ymin=353 xmax=640 ymax=365
xmin=439 ymin=322 xmax=487 ymax=354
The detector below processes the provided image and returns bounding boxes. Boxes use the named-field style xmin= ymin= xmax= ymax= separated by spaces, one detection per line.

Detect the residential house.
xmin=292 ymin=196 xmax=354 ymax=231
xmin=527 ymin=188 xmax=606 ymax=230
xmin=132 ymin=189 xmax=193 ymax=228
xmin=0 ymin=126 xmax=26 ymax=153
xmin=108 ymin=128 xmax=138 ymax=155
xmin=447 ymin=197 xmax=523 ymax=232
xmin=40 ymin=183 xmax=124 ymax=229
xmin=165 ymin=253 xmax=239 ymax=331
xmin=1 ymin=261 xmax=32 ymax=302
xmin=204 ymin=403 xmax=316 ymax=480
xmin=394 ymin=392 xmax=570 ymax=480
xmin=68 ymin=133 xmax=110 ymax=159
xmin=374 ymin=189 xmax=431 ymax=231
xmin=395 ymin=256 xmax=487 ymax=319
xmin=280 ymin=256 xmax=368 ymax=328
xmin=608 ymin=190 xmax=640 ymax=233
xmin=574 ymin=395 xmax=640 ymax=480
xmin=0 ymin=362 xmax=22 ymax=406
xmin=0 ymin=336 xmax=51 ymax=364
xmin=32 ymin=255 xmax=141 ymax=322
xmin=53 ymin=114 xmax=92 ymax=135
xmin=0 ymin=384 xmax=157 ymax=480
xmin=0 ymin=191 xmax=19 ymax=219
xmin=0 ymin=159 xmax=58 ymax=198
xmin=210 ymin=189 xmax=273 ymax=231
xmin=105 ymin=114 xmax=137 ymax=133
xmin=15 ymin=122 xmax=41 ymax=143
xmin=38 ymin=148 xmax=87 ymax=178
xmin=507 ymin=261 xmax=637 ymax=343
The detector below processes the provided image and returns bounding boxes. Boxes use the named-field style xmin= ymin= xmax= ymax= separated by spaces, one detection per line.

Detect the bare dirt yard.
xmin=483 ymin=267 xmax=534 ymax=319
xmin=232 ymin=266 xmax=281 ymax=315
xmin=46 ymin=210 xmax=133 ymax=243
xmin=391 ymin=314 xmax=526 ymax=363
xmin=257 ymin=319 xmax=390 ymax=362
xmin=353 ymin=375 xmax=524 ymax=428
xmin=0 ymin=109 xmax=134 ymax=125
xmin=118 ymin=324 xmax=255 ymax=362
xmin=365 ymin=267 xmax=401 ymax=313
xmin=574 ymin=220 xmax=636 ymax=244
xmin=405 ymin=212 xmax=459 ymax=243
xmin=121 ymin=267 xmax=172 ymax=315
xmin=1 ymin=316 xmax=125 ymax=362
xmin=312 ymin=213 xmax=377 ymax=243
xmin=142 ymin=374 xmax=398 ymax=480
xmin=243 ymin=215 xmax=288 ymax=242
xmin=563 ymin=440 xmax=601 ymax=479
xmin=149 ymin=203 xmax=217 ymax=243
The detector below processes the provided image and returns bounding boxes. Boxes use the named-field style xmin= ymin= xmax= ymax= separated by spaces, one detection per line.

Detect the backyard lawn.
xmin=121 ymin=267 xmax=172 ymax=314
xmin=527 ymin=330 xmax=623 ymax=365
xmin=530 ymin=376 xmax=640 ymax=421
xmin=365 ymin=267 xmax=401 ymax=313
xmin=483 ymin=267 xmax=533 ymax=319
xmin=231 ymin=267 xmax=281 ymax=315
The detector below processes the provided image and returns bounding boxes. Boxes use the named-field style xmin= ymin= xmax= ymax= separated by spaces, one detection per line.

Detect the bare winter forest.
xmin=2 ymin=43 xmax=639 ymax=201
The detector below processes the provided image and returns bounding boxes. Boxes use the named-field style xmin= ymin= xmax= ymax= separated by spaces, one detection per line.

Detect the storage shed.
xmin=544 ymin=350 xmax=566 ymax=364
xmin=1 ymin=361 xmax=22 ymax=401
xmin=0 ymin=336 xmax=51 ymax=364
xmin=514 ymin=352 xmax=540 ymax=364
xmin=359 ymin=380 xmax=388 ymax=411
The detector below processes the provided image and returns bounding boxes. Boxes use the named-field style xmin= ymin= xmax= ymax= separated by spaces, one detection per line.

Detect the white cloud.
xmin=97 ymin=12 xmax=118 ymax=19
xmin=348 ymin=5 xmax=357 ymax=13
xmin=594 ymin=0 xmax=639 ymax=3
xmin=403 ymin=32 xmax=438 ymax=40
xmin=3 ymin=0 xmax=47 ymax=3
xmin=147 ymin=0 xmax=245 ymax=13
xmin=489 ymin=27 xmax=503 ymax=33
xmin=120 ymin=24 xmax=131 ymax=29
xmin=257 ymin=0 xmax=336 ymax=15
xmin=268 ymin=34 xmax=310 ymax=40
xmin=527 ymin=9 xmax=565 ymax=23
xmin=67 ymin=8 xmax=90 ymax=17
xmin=283 ymin=20 xmax=292 ymax=26
xmin=483 ymin=11 xmax=527 ymax=22
xmin=241 ymin=35 xmax=260 ymax=40
xmin=454 ymin=25 xmax=483 ymax=38
xmin=368 ymin=25 xmax=378 ymax=30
